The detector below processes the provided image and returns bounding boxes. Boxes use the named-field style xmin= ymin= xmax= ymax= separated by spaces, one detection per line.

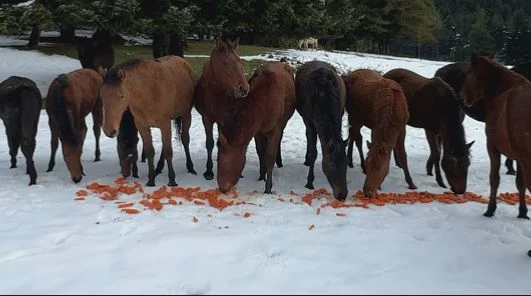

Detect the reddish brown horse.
xmin=194 ymin=38 xmax=250 ymax=181
xmin=0 ymin=76 xmax=41 ymax=185
xmin=384 ymin=68 xmax=474 ymax=194
xmin=101 ymin=56 xmax=196 ymax=186
xmin=217 ymin=62 xmax=296 ymax=194
xmin=295 ymin=61 xmax=348 ymax=200
xmin=343 ymin=69 xmax=417 ymax=197
xmin=460 ymin=55 xmax=531 ymax=219
xmin=46 ymin=69 xmax=103 ymax=183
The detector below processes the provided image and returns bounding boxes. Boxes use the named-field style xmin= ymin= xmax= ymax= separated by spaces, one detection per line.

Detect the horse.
xmin=76 ymin=36 xmax=115 ymax=71
xmin=0 ymin=76 xmax=41 ymax=185
xmin=460 ymin=55 xmax=531 ymax=219
xmin=435 ymin=61 xmax=531 ymax=175
xmin=294 ymin=61 xmax=348 ymax=201
xmin=217 ymin=62 xmax=296 ymax=194
xmin=100 ymin=55 xmax=196 ymax=187
xmin=343 ymin=69 xmax=417 ymax=197
xmin=117 ymin=108 xmax=170 ymax=178
xmin=46 ymin=69 xmax=103 ymax=183
xmin=383 ymin=68 xmax=474 ymax=194
xmin=195 ymin=37 xmax=277 ymax=181
xmin=297 ymin=37 xmax=319 ymax=49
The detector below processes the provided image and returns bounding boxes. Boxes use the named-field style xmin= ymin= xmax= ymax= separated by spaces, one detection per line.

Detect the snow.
xmin=0 ymin=43 xmax=530 ymax=294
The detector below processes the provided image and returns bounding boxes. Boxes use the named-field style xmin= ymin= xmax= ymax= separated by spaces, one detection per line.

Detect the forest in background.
xmin=0 ymin=0 xmax=529 ymax=64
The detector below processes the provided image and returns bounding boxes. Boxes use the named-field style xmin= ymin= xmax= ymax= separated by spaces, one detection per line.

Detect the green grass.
xmin=34 ymin=40 xmax=278 ymax=76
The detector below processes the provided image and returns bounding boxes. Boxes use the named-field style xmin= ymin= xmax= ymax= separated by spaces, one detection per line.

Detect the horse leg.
xmin=484 ymin=140 xmax=501 ymax=217
xmin=202 ymin=117 xmax=215 ymax=180
xmin=352 ymin=125 xmax=365 ymax=174
xmin=394 ymin=128 xmax=417 ymax=190
xmin=426 ymin=130 xmax=446 ymax=188
xmin=79 ymin=120 xmax=88 ymax=176
xmin=263 ymin=130 xmax=282 ymax=194
xmin=137 ymin=124 xmax=156 ymax=186
xmin=180 ymin=113 xmax=197 ymax=175
xmin=505 ymin=158 xmax=516 ymax=175
xmin=347 ymin=124 xmax=355 ymax=168
xmin=92 ymin=97 xmax=103 ymax=162
xmin=47 ymin=120 xmax=59 ymax=172
xmin=255 ymin=134 xmax=267 ymax=181
xmin=425 ymin=129 xmax=435 ymax=176
xmin=276 ymin=130 xmax=283 ymax=168
xmin=515 ymin=163 xmax=529 ymax=219
xmin=304 ymin=120 xmax=318 ymax=190
xmin=154 ymin=148 xmax=165 ymax=176
xmin=160 ymin=121 xmax=177 ymax=186
xmin=132 ymin=159 xmax=139 ymax=178
xmin=20 ymin=92 xmax=40 ymax=185
xmin=141 ymin=148 xmax=146 ymax=162
xmin=5 ymin=123 xmax=20 ymax=169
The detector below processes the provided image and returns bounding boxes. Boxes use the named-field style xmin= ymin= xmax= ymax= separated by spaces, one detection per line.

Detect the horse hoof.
xmin=409 ymin=185 xmax=418 ymax=190
xmin=94 ymin=158 xmax=101 ymax=162
xmin=154 ymin=169 xmax=163 ymax=176
xmin=203 ymin=171 xmax=214 ymax=180
xmin=305 ymin=183 xmax=314 ymax=190
xmin=146 ymin=181 xmax=156 ymax=187
xmin=188 ymin=169 xmax=197 ymax=175
xmin=518 ymin=213 xmax=530 ymax=219
xmin=348 ymin=163 xmax=354 ymax=168
xmin=427 ymin=172 xmax=433 ymax=176
xmin=168 ymin=181 xmax=178 ymax=187
xmin=46 ymin=168 xmax=53 ymax=172
xmin=240 ymin=175 xmax=244 ymax=179
xmin=28 ymin=180 xmax=36 ymax=186
xmin=303 ymin=160 xmax=311 ymax=166
xmin=506 ymin=170 xmax=516 ymax=176
xmin=10 ymin=164 xmax=17 ymax=169
xmin=528 ymin=250 xmax=531 ymax=257
xmin=133 ymin=174 xmax=139 ymax=178
xmin=258 ymin=177 xmax=264 ymax=181
xmin=264 ymin=189 xmax=272 ymax=194
xmin=483 ymin=211 xmax=494 ymax=218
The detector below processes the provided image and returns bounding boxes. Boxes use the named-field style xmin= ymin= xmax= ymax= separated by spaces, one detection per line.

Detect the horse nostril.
xmin=107 ymin=129 xmax=117 ymax=138
xmin=72 ymin=176 xmax=82 ymax=183
xmin=238 ymin=84 xmax=249 ymax=97
xmin=335 ymin=191 xmax=348 ymax=201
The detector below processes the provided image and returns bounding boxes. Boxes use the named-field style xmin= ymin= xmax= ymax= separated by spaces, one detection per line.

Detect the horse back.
xmin=156 ymin=55 xmax=195 ymax=116
xmin=64 ymin=69 xmax=103 ymax=118
xmin=0 ymin=76 xmax=41 ymax=120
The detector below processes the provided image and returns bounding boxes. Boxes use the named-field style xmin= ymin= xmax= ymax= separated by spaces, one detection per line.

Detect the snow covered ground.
xmin=0 ymin=42 xmax=530 ymax=294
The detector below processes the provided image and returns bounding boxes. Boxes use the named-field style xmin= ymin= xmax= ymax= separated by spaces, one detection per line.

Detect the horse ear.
xmin=215 ymin=37 xmax=226 ymax=51
xmin=466 ymin=141 xmax=475 ymax=150
xmin=117 ymin=69 xmax=126 ymax=81
xmin=97 ymin=66 xmax=107 ymax=78
xmin=232 ymin=37 xmax=240 ymax=50
xmin=366 ymin=140 xmax=372 ymax=149
xmin=489 ymin=52 xmax=497 ymax=59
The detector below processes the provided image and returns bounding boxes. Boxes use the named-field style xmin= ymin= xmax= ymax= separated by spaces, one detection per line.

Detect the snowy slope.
xmin=0 ymin=45 xmax=530 ymax=294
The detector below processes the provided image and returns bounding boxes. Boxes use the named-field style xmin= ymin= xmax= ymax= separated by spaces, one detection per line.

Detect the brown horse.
xmin=46 ymin=69 xmax=103 ymax=183
xmin=343 ymin=69 xmax=417 ymax=196
xmin=460 ymin=55 xmax=531 ymax=219
xmin=100 ymin=55 xmax=196 ymax=187
xmin=383 ymin=68 xmax=474 ymax=194
xmin=0 ymin=76 xmax=41 ymax=185
xmin=295 ymin=61 xmax=348 ymax=201
xmin=217 ymin=62 xmax=296 ymax=194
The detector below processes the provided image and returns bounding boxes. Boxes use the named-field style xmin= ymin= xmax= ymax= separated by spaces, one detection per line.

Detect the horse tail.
xmin=173 ymin=118 xmax=182 ymax=143
xmin=307 ymin=68 xmax=343 ymax=139
xmin=19 ymin=82 xmax=42 ymax=138
xmin=51 ymin=74 xmax=78 ymax=146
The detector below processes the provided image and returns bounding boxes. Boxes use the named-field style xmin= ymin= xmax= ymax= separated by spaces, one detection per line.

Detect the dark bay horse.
xmin=0 ymin=76 xmax=41 ymax=185
xmin=117 ymin=108 xmax=170 ymax=179
xmin=217 ymin=62 xmax=296 ymax=194
xmin=76 ymin=36 xmax=115 ymax=71
xmin=435 ymin=61 xmax=531 ymax=175
xmin=295 ymin=61 xmax=348 ymax=200
xmin=46 ymin=69 xmax=103 ymax=183
xmin=194 ymin=38 xmax=251 ymax=180
xmin=343 ymin=69 xmax=417 ymax=196
xmin=101 ymin=56 xmax=196 ymax=186
xmin=460 ymin=55 xmax=531 ymax=219
xmin=384 ymin=68 xmax=474 ymax=194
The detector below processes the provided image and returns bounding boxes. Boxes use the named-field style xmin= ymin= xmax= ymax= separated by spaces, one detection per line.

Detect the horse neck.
xmin=482 ymin=62 xmax=528 ymax=101
xmin=223 ymin=97 xmax=261 ymax=146
xmin=440 ymin=106 xmax=467 ymax=157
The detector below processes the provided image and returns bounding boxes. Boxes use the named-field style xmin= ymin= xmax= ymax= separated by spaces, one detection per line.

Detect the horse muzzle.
xmin=219 ymin=182 xmax=235 ymax=193
xmin=104 ymin=128 xmax=118 ymax=138
xmin=233 ymin=84 xmax=250 ymax=98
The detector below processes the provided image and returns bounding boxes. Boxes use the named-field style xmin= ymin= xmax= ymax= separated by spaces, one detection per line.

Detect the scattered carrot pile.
xmin=74 ymin=177 xmax=531 ymax=217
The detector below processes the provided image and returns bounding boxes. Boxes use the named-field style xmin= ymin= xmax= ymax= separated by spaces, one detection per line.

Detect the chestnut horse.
xmin=460 ymin=55 xmax=531 ymax=219
xmin=435 ymin=62 xmax=531 ymax=175
xmin=343 ymin=69 xmax=417 ymax=197
xmin=295 ymin=61 xmax=348 ymax=201
xmin=194 ymin=38 xmax=250 ymax=180
xmin=101 ymin=56 xmax=196 ymax=186
xmin=384 ymin=68 xmax=474 ymax=194
xmin=0 ymin=76 xmax=41 ymax=185
xmin=217 ymin=62 xmax=296 ymax=194
xmin=46 ymin=69 xmax=103 ymax=183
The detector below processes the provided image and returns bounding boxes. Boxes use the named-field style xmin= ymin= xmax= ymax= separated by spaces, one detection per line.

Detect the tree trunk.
xmin=27 ymin=24 xmax=41 ymax=49
xmin=417 ymin=43 xmax=421 ymax=59
xmin=152 ymin=31 xmax=168 ymax=58
xmin=168 ymin=33 xmax=184 ymax=58
xmin=60 ymin=25 xmax=76 ymax=43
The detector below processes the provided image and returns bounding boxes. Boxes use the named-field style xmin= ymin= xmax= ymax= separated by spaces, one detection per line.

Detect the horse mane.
xmin=306 ymin=67 xmax=343 ymax=143
xmin=103 ymin=58 xmax=145 ymax=85
xmin=430 ymin=77 xmax=469 ymax=157
xmin=51 ymin=74 xmax=78 ymax=146
xmin=511 ymin=62 xmax=531 ymax=80
xmin=474 ymin=56 xmax=530 ymax=98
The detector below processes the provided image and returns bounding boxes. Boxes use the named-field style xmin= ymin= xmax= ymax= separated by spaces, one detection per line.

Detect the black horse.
xmin=295 ymin=60 xmax=348 ymax=201
xmin=0 ymin=76 xmax=41 ymax=185
xmin=434 ymin=61 xmax=531 ymax=175
xmin=76 ymin=37 xmax=115 ymax=71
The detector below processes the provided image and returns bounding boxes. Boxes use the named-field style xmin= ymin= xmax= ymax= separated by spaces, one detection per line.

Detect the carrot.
xmin=118 ymin=202 xmax=134 ymax=208
xmin=336 ymin=212 xmax=347 ymax=217
xmin=74 ymin=197 xmax=85 ymax=201
xmin=308 ymin=224 xmax=315 ymax=230
xmin=243 ymin=212 xmax=252 ymax=218
xmin=194 ymin=200 xmax=206 ymax=206
xmin=121 ymin=208 xmax=140 ymax=214
xmin=316 ymin=208 xmax=321 ymax=215
xmin=192 ymin=216 xmax=199 ymax=223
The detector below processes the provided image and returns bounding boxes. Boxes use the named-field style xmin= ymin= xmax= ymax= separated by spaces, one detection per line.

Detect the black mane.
xmin=103 ymin=58 xmax=145 ymax=85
